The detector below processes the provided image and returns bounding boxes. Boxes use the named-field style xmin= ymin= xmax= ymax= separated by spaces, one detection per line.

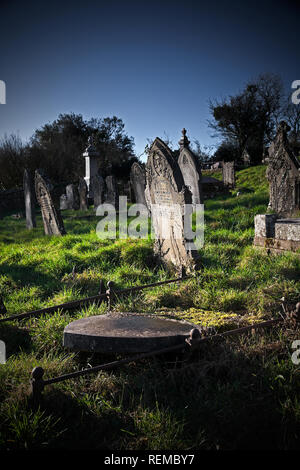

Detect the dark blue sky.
xmin=0 ymin=0 xmax=299 ymax=160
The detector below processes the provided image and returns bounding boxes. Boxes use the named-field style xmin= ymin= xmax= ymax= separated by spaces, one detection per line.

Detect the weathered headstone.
xmin=242 ymin=148 xmax=251 ymax=166
xmin=105 ymin=175 xmax=119 ymax=208
xmin=35 ymin=170 xmax=66 ymax=235
xmin=23 ymin=169 xmax=36 ymax=229
xmin=145 ymin=137 xmax=199 ymax=272
xmin=78 ymin=177 xmax=89 ymax=211
xmin=222 ymin=161 xmax=235 ymax=189
xmin=130 ymin=162 xmax=148 ymax=206
xmin=266 ymin=121 xmax=300 ymax=216
xmin=66 ymin=184 xmax=80 ymax=210
xmin=91 ymin=175 xmax=105 ymax=209
xmin=59 ymin=194 xmax=69 ymax=210
xmin=178 ymin=129 xmax=202 ymax=207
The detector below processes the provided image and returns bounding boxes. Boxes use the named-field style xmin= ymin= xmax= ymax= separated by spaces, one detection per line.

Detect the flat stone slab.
xmin=63 ymin=312 xmax=197 ymax=353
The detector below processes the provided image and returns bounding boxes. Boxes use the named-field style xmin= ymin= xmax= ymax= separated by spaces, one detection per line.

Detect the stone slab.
xmin=63 ymin=312 xmax=197 ymax=353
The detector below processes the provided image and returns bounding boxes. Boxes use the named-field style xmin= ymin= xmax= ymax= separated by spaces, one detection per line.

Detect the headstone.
xmin=59 ymin=194 xmax=69 ymax=210
xmin=145 ymin=137 xmax=199 ymax=272
xmin=83 ymin=136 xmax=101 ymax=197
xmin=78 ymin=177 xmax=89 ymax=211
xmin=91 ymin=174 xmax=105 ymax=210
xmin=222 ymin=161 xmax=235 ymax=188
xmin=35 ymin=170 xmax=66 ymax=235
xmin=130 ymin=162 xmax=148 ymax=206
xmin=66 ymin=184 xmax=80 ymax=210
xmin=242 ymin=148 xmax=251 ymax=166
xmin=266 ymin=121 xmax=300 ymax=216
xmin=105 ymin=175 xmax=119 ymax=208
xmin=178 ymin=129 xmax=202 ymax=207
xmin=23 ymin=169 xmax=36 ymax=229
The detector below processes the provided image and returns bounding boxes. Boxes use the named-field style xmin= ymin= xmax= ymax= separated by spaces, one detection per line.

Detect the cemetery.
xmin=0 ymin=120 xmax=299 ymax=451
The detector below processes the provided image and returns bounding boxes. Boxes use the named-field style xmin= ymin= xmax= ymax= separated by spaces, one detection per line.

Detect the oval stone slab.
xmin=63 ymin=312 xmax=197 ymax=354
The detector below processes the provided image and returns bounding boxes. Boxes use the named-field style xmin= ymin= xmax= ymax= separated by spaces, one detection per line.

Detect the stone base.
xmin=254 ymin=236 xmax=300 ymax=253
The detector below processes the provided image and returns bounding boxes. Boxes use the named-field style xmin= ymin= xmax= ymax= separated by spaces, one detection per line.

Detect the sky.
xmin=0 ymin=0 xmax=299 ymax=161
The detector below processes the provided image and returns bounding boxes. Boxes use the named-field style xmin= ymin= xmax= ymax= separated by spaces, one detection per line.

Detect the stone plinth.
xmin=63 ymin=312 xmax=197 ymax=354
xmin=254 ymin=214 xmax=300 ymax=253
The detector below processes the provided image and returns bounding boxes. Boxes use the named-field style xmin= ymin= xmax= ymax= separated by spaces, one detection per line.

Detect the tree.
xmin=0 ymin=134 xmax=25 ymax=190
xmin=208 ymin=73 xmax=284 ymax=164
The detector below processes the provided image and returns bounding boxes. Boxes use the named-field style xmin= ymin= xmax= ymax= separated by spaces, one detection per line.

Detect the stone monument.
xmin=130 ymin=162 xmax=148 ymax=206
xmin=78 ymin=177 xmax=88 ymax=211
xmin=91 ymin=174 xmax=105 ymax=210
xmin=66 ymin=184 xmax=80 ymax=210
xmin=23 ymin=169 xmax=36 ymax=229
xmin=35 ymin=170 xmax=66 ymax=236
xmin=83 ymin=136 xmax=100 ymax=197
xmin=266 ymin=121 xmax=300 ymax=216
xmin=177 ymin=128 xmax=203 ymax=207
xmin=145 ymin=137 xmax=199 ymax=273
xmin=222 ymin=161 xmax=235 ymax=189
xmin=105 ymin=175 xmax=119 ymax=208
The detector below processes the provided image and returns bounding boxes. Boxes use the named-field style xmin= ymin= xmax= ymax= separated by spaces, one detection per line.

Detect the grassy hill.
xmin=0 ymin=165 xmax=299 ymax=450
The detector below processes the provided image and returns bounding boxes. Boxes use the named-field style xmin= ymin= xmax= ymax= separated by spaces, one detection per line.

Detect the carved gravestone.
xmin=130 ymin=162 xmax=148 ymax=206
xmin=23 ymin=169 xmax=36 ymax=229
xmin=78 ymin=177 xmax=88 ymax=211
xmin=66 ymin=184 xmax=80 ymax=210
xmin=145 ymin=137 xmax=199 ymax=273
xmin=105 ymin=175 xmax=119 ymax=208
xmin=222 ymin=161 xmax=235 ymax=189
xmin=35 ymin=170 xmax=66 ymax=235
xmin=91 ymin=175 xmax=105 ymax=209
xmin=266 ymin=121 xmax=300 ymax=216
xmin=178 ymin=129 xmax=202 ymax=208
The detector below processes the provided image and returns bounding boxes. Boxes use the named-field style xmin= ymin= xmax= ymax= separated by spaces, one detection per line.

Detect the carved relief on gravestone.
xmin=66 ymin=184 xmax=80 ymax=210
xmin=222 ymin=161 xmax=235 ymax=189
xmin=78 ymin=177 xmax=88 ymax=211
xmin=35 ymin=170 xmax=66 ymax=235
xmin=105 ymin=175 xmax=119 ymax=208
xmin=145 ymin=137 xmax=199 ymax=273
xmin=130 ymin=162 xmax=148 ymax=207
xmin=91 ymin=175 xmax=105 ymax=209
xmin=266 ymin=121 xmax=300 ymax=216
xmin=23 ymin=169 xmax=36 ymax=229
xmin=178 ymin=129 xmax=203 ymax=207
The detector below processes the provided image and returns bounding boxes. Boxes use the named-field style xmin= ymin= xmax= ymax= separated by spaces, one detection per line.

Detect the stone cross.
xmin=23 ymin=169 xmax=36 ymax=229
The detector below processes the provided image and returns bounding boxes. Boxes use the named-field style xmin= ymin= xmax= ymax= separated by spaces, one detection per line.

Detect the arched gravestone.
xmin=130 ymin=162 xmax=148 ymax=206
xmin=105 ymin=175 xmax=119 ymax=209
xmin=23 ymin=169 xmax=36 ymax=229
xmin=66 ymin=184 xmax=80 ymax=210
xmin=222 ymin=161 xmax=235 ymax=189
xmin=145 ymin=137 xmax=199 ymax=272
xmin=35 ymin=170 xmax=66 ymax=235
xmin=177 ymin=129 xmax=203 ymax=207
xmin=266 ymin=121 xmax=300 ymax=216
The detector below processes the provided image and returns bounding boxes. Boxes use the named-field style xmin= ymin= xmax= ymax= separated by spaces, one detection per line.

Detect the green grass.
xmin=0 ymin=164 xmax=299 ymax=450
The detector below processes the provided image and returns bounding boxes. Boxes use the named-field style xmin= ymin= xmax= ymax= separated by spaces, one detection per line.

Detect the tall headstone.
xmin=105 ymin=175 xmax=119 ymax=208
xmin=78 ymin=177 xmax=89 ymax=211
xmin=66 ymin=184 xmax=80 ymax=210
xmin=130 ymin=162 xmax=148 ymax=206
xmin=178 ymin=129 xmax=202 ymax=208
xmin=23 ymin=169 xmax=36 ymax=229
xmin=266 ymin=121 xmax=300 ymax=216
xmin=91 ymin=175 xmax=105 ymax=210
xmin=145 ymin=137 xmax=199 ymax=273
xmin=83 ymin=136 xmax=101 ymax=197
xmin=222 ymin=161 xmax=235 ymax=189
xmin=35 ymin=170 xmax=66 ymax=236
xmin=60 ymin=194 xmax=69 ymax=210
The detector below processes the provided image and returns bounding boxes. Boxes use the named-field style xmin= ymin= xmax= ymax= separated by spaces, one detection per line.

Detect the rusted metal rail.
xmin=30 ymin=302 xmax=300 ymax=406
xmin=0 ymin=276 xmax=191 ymax=324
